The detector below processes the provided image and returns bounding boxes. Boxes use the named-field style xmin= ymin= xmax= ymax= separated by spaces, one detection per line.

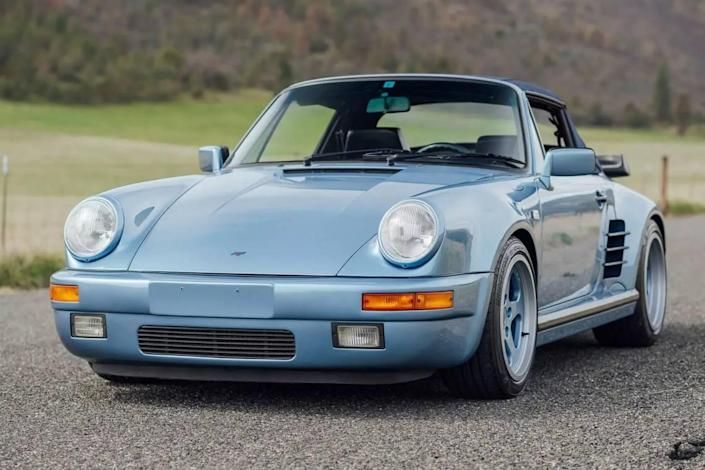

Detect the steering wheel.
xmin=416 ymin=142 xmax=469 ymax=154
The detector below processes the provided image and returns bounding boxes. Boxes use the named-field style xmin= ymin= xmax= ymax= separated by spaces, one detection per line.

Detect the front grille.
xmin=138 ymin=326 xmax=295 ymax=359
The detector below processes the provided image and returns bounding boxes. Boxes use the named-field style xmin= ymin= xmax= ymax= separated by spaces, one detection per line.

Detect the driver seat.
xmin=475 ymin=135 xmax=519 ymax=157
xmin=344 ymin=127 xmax=409 ymax=152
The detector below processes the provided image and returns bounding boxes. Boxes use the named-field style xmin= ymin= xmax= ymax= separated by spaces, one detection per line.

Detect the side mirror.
xmin=198 ymin=146 xmax=229 ymax=173
xmin=540 ymin=148 xmax=598 ymax=189
xmin=597 ymin=154 xmax=630 ymax=178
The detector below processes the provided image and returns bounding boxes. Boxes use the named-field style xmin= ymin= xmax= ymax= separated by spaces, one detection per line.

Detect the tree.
xmin=675 ymin=93 xmax=692 ymax=136
xmin=623 ymin=102 xmax=651 ymax=128
xmin=588 ymin=102 xmax=613 ymax=127
xmin=277 ymin=57 xmax=293 ymax=91
xmin=653 ymin=64 xmax=672 ymax=123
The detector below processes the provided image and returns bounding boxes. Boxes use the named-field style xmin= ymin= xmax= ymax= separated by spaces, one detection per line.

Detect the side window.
xmin=531 ymin=106 xmax=567 ymax=151
xmin=260 ymin=103 xmax=335 ymax=162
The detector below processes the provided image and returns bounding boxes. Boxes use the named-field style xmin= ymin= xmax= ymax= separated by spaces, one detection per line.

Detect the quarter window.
xmin=530 ymin=105 xmax=571 ymax=151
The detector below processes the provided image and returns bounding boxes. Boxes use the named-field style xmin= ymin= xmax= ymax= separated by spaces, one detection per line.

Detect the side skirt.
xmin=537 ymin=290 xmax=638 ymax=346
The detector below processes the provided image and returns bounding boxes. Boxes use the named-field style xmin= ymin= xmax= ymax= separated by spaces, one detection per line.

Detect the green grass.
xmin=668 ymin=200 xmax=705 ymax=216
xmin=1 ymin=91 xmax=704 ymax=255
xmin=1 ymin=128 xmax=195 ymax=197
xmin=0 ymin=254 xmax=63 ymax=289
xmin=581 ymin=124 xmax=705 ymax=143
xmin=0 ymin=89 xmax=272 ymax=145
xmin=0 ymin=89 xmax=271 ymax=199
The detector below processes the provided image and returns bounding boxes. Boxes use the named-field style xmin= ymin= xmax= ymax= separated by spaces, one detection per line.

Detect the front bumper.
xmin=51 ymin=270 xmax=493 ymax=381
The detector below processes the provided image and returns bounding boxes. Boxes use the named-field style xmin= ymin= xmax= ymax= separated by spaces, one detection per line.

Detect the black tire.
xmin=593 ymin=220 xmax=666 ymax=347
xmin=442 ymin=237 xmax=538 ymax=399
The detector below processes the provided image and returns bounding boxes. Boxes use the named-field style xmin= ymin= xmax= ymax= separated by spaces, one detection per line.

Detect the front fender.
xmin=65 ymin=175 xmax=204 ymax=270
xmin=337 ymin=177 xmax=541 ymax=277
xmin=609 ymin=183 xmax=662 ymax=290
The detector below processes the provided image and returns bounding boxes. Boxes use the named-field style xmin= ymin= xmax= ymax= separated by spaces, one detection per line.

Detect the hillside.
xmin=2 ymin=0 xmax=704 ymax=118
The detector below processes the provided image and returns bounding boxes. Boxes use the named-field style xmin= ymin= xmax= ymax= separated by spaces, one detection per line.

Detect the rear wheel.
xmin=442 ymin=237 xmax=537 ymax=399
xmin=593 ymin=220 xmax=667 ymax=347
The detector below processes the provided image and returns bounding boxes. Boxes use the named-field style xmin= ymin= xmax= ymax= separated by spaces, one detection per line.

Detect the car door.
xmin=531 ymin=101 xmax=608 ymax=308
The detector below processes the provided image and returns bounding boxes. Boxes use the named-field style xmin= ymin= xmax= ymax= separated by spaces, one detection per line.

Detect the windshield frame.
xmin=225 ymin=75 xmax=532 ymax=172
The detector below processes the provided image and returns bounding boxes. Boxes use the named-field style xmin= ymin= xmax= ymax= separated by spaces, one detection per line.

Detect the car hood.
xmin=129 ymin=164 xmax=499 ymax=275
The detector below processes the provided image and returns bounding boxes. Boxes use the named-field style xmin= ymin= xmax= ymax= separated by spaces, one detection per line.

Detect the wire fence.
xmin=1 ymin=193 xmax=77 ymax=255
xmin=0 ymin=150 xmax=194 ymax=258
xmin=0 ymin=130 xmax=195 ymax=258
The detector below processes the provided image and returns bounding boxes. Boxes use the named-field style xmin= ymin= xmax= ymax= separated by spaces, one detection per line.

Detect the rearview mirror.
xmin=366 ymin=96 xmax=410 ymax=114
xmin=597 ymin=154 xmax=630 ymax=178
xmin=541 ymin=148 xmax=598 ymax=189
xmin=199 ymin=146 xmax=228 ymax=173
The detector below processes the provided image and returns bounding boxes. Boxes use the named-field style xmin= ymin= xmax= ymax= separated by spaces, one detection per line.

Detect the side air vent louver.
xmin=604 ymin=219 xmax=628 ymax=278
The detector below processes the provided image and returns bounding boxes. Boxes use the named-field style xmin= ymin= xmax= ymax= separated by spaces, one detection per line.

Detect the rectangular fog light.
xmin=71 ymin=314 xmax=106 ymax=338
xmin=333 ymin=324 xmax=383 ymax=349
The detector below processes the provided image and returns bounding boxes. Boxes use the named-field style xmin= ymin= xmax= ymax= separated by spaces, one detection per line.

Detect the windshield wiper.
xmin=369 ymin=151 xmax=525 ymax=168
xmin=457 ymin=153 xmax=525 ymax=168
xmin=302 ymin=150 xmax=361 ymax=166
xmin=302 ymin=148 xmax=407 ymax=166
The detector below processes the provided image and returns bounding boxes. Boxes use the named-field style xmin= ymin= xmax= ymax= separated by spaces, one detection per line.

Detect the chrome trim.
xmin=538 ymin=290 xmax=639 ymax=330
xmin=603 ymin=260 xmax=628 ymax=267
xmin=606 ymin=231 xmax=630 ymax=237
xmin=605 ymin=246 xmax=628 ymax=252
xmin=377 ymin=199 xmax=443 ymax=269
xmin=285 ymin=73 xmax=527 ymax=93
xmin=537 ymin=303 xmax=636 ymax=346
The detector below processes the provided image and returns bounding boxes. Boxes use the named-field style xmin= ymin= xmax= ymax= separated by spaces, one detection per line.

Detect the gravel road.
xmin=1 ymin=215 xmax=704 ymax=469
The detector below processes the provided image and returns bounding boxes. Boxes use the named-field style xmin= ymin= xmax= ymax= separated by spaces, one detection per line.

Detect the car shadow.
xmin=106 ymin=322 xmax=703 ymax=417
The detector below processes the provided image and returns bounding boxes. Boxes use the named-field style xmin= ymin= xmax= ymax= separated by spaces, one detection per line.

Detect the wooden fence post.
xmin=660 ymin=155 xmax=669 ymax=216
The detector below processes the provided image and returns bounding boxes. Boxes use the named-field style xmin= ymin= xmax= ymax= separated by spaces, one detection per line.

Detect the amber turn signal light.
xmin=50 ymin=284 xmax=80 ymax=302
xmin=414 ymin=291 xmax=454 ymax=310
xmin=362 ymin=293 xmax=416 ymax=311
xmin=362 ymin=291 xmax=453 ymax=311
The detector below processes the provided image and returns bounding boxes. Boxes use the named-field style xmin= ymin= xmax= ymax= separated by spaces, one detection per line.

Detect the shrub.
xmin=668 ymin=200 xmax=705 ymax=216
xmin=587 ymin=102 xmax=613 ymax=127
xmin=0 ymin=254 xmax=64 ymax=289
xmin=622 ymin=103 xmax=652 ymax=128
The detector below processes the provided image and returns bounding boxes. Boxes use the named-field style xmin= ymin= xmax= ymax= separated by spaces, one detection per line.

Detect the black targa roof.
xmin=497 ymin=78 xmax=564 ymax=105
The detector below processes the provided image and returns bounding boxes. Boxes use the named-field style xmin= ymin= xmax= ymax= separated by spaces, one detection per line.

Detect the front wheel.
xmin=442 ymin=237 xmax=538 ymax=399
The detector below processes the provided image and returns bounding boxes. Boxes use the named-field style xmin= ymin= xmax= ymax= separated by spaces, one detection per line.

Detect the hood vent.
xmin=282 ymin=167 xmax=401 ymax=176
xmin=603 ymin=219 xmax=628 ymax=278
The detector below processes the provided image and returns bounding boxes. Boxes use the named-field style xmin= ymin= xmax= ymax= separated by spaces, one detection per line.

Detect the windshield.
xmin=230 ymin=79 xmax=526 ymax=166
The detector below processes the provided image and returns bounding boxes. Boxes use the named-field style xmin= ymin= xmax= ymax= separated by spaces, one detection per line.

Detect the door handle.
xmin=595 ymin=190 xmax=608 ymax=206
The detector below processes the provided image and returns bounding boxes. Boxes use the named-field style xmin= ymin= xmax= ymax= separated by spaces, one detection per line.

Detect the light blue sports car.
xmin=50 ymin=75 xmax=667 ymax=399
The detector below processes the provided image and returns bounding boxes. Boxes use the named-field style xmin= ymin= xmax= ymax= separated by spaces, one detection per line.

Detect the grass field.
xmin=1 ymin=90 xmax=704 ymax=254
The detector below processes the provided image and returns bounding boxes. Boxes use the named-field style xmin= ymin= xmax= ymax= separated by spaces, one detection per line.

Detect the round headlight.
xmin=64 ymin=197 xmax=122 ymax=261
xmin=378 ymin=200 xmax=441 ymax=267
